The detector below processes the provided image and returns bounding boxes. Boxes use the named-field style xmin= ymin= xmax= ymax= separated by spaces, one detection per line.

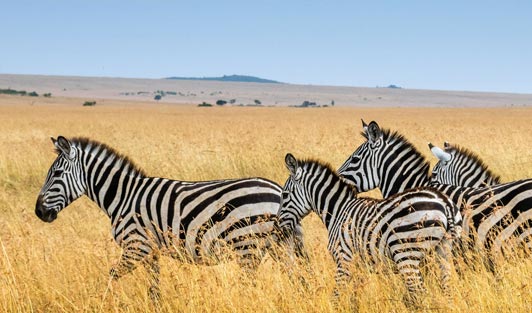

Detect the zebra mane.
xmin=299 ymin=158 xmax=358 ymax=195
xmin=445 ymin=143 xmax=501 ymax=184
xmin=68 ymin=137 xmax=147 ymax=177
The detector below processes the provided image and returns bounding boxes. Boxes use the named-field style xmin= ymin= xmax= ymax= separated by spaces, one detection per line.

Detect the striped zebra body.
xmin=338 ymin=120 xmax=532 ymax=257
xmin=279 ymin=154 xmax=458 ymax=299
xmin=35 ymin=136 xmax=304 ymax=301
xmin=429 ymin=142 xmax=501 ymax=187
xmin=433 ymin=181 xmax=532 ymax=252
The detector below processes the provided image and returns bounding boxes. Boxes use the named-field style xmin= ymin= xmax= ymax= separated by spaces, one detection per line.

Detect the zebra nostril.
xmin=35 ymin=195 xmax=45 ymax=219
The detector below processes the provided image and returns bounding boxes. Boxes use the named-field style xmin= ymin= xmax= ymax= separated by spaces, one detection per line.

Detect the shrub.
xmin=43 ymin=93 xmax=52 ymax=98
xmin=154 ymin=95 xmax=162 ymax=101
xmin=0 ymin=88 xmax=27 ymax=96
xmin=216 ymin=100 xmax=227 ymax=106
xmin=198 ymin=102 xmax=212 ymax=107
xmin=83 ymin=101 xmax=96 ymax=106
xmin=28 ymin=91 xmax=39 ymax=97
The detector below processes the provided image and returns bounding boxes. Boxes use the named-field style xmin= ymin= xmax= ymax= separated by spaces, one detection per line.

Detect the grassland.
xmin=1 ymin=95 xmax=531 ymax=312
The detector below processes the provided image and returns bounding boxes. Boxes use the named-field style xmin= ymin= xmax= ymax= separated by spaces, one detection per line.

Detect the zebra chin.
xmin=35 ymin=196 xmax=59 ymax=223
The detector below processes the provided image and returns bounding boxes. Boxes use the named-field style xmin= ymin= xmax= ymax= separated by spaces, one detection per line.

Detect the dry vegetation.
xmin=1 ymin=95 xmax=531 ymax=312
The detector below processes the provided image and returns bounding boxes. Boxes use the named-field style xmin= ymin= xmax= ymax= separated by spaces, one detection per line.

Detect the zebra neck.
xmin=310 ymin=180 xmax=355 ymax=229
xmin=379 ymin=149 xmax=431 ymax=198
xmin=83 ymin=155 xmax=145 ymax=220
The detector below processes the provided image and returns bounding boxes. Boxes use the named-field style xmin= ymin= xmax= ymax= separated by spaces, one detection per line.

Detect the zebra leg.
xmin=395 ymin=256 xmax=426 ymax=305
xmin=332 ymin=260 xmax=353 ymax=308
xmin=435 ymin=236 xmax=453 ymax=296
xmin=109 ymin=246 xmax=146 ymax=280
xmin=145 ymin=252 xmax=161 ymax=305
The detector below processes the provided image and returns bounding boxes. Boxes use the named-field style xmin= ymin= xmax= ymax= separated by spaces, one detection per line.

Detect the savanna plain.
xmin=1 ymin=95 xmax=531 ymax=312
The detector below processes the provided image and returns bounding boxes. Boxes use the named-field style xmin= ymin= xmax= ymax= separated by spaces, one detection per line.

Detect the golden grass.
xmin=1 ymin=96 xmax=532 ymax=312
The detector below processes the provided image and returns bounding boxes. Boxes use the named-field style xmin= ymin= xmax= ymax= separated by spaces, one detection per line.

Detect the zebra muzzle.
xmin=35 ymin=195 xmax=58 ymax=223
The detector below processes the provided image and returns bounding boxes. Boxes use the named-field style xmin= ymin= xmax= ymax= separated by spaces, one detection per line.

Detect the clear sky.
xmin=2 ymin=1 xmax=531 ymax=93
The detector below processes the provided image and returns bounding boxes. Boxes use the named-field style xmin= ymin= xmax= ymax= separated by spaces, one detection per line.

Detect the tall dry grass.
xmin=1 ymin=97 xmax=531 ymax=312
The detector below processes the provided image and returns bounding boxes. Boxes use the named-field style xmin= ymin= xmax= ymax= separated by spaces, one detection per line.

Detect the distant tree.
xmin=216 ymin=99 xmax=227 ymax=106
xmin=154 ymin=94 xmax=162 ymax=101
xmin=28 ymin=91 xmax=39 ymax=97
xmin=229 ymin=99 xmax=236 ymax=104
xmin=254 ymin=99 xmax=261 ymax=105
xmin=300 ymin=100 xmax=317 ymax=107
xmin=43 ymin=93 xmax=52 ymax=98
xmin=83 ymin=101 xmax=96 ymax=106
xmin=198 ymin=102 xmax=212 ymax=107
xmin=331 ymin=100 xmax=335 ymax=106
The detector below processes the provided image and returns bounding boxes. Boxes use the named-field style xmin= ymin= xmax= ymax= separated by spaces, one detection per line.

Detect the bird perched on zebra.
xmin=338 ymin=120 xmax=532 ymax=271
xmin=35 ymin=136 xmax=307 ymax=302
xmin=429 ymin=142 xmax=501 ymax=188
xmin=278 ymin=153 xmax=460 ymax=304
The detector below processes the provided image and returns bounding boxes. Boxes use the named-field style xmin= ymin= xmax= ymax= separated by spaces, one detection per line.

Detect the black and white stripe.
xmin=429 ymin=142 xmax=501 ymax=188
xmin=35 ymin=136 xmax=305 ymax=301
xmin=279 ymin=153 xmax=459 ymax=299
xmin=338 ymin=120 xmax=532 ymax=259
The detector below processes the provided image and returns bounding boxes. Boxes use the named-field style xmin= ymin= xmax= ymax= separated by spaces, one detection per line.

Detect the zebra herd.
xmin=35 ymin=120 xmax=532 ymax=307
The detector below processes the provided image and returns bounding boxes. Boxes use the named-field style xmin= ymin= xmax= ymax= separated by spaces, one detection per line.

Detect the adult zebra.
xmin=278 ymin=153 xmax=460 ymax=303
xmin=429 ymin=142 xmax=501 ymax=187
xmin=35 ymin=136 xmax=306 ymax=302
xmin=338 ymin=120 xmax=532 ymax=266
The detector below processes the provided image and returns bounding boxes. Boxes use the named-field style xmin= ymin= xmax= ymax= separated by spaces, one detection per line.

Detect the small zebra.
xmin=338 ymin=120 xmax=532 ymax=265
xmin=278 ymin=153 xmax=459 ymax=301
xmin=35 ymin=136 xmax=306 ymax=301
xmin=429 ymin=142 xmax=501 ymax=188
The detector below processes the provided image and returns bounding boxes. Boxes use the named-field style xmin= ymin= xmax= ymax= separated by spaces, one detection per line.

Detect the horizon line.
xmin=1 ymin=72 xmax=531 ymax=96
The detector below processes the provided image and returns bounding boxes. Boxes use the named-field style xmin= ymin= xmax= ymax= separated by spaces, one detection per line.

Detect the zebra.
xmin=428 ymin=142 xmax=501 ymax=187
xmin=35 ymin=136 xmax=306 ymax=302
xmin=338 ymin=120 xmax=532 ymax=268
xmin=278 ymin=153 xmax=459 ymax=303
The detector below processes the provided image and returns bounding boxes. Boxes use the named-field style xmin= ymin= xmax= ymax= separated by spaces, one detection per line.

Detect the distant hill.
xmin=165 ymin=74 xmax=282 ymax=84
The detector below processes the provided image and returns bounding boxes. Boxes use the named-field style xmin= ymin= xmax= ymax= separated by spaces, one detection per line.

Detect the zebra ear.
xmin=361 ymin=119 xmax=368 ymax=131
xmin=55 ymin=136 xmax=76 ymax=159
xmin=285 ymin=153 xmax=299 ymax=176
xmin=367 ymin=121 xmax=382 ymax=143
xmin=429 ymin=144 xmax=451 ymax=162
xmin=444 ymin=141 xmax=451 ymax=149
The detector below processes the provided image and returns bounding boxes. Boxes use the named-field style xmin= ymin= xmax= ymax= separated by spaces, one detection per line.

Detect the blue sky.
xmin=2 ymin=1 xmax=531 ymax=93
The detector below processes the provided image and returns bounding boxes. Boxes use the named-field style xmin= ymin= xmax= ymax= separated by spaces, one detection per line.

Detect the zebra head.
xmin=429 ymin=142 xmax=500 ymax=187
xmin=278 ymin=153 xmax=312 ymax=237
xmin=35 ymin=136 xmax=86 ymax=223
xmin=337 ymin=119 xmax=383 ymax=192
xmin=428 ymin=142 xmax=453 ymax=185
